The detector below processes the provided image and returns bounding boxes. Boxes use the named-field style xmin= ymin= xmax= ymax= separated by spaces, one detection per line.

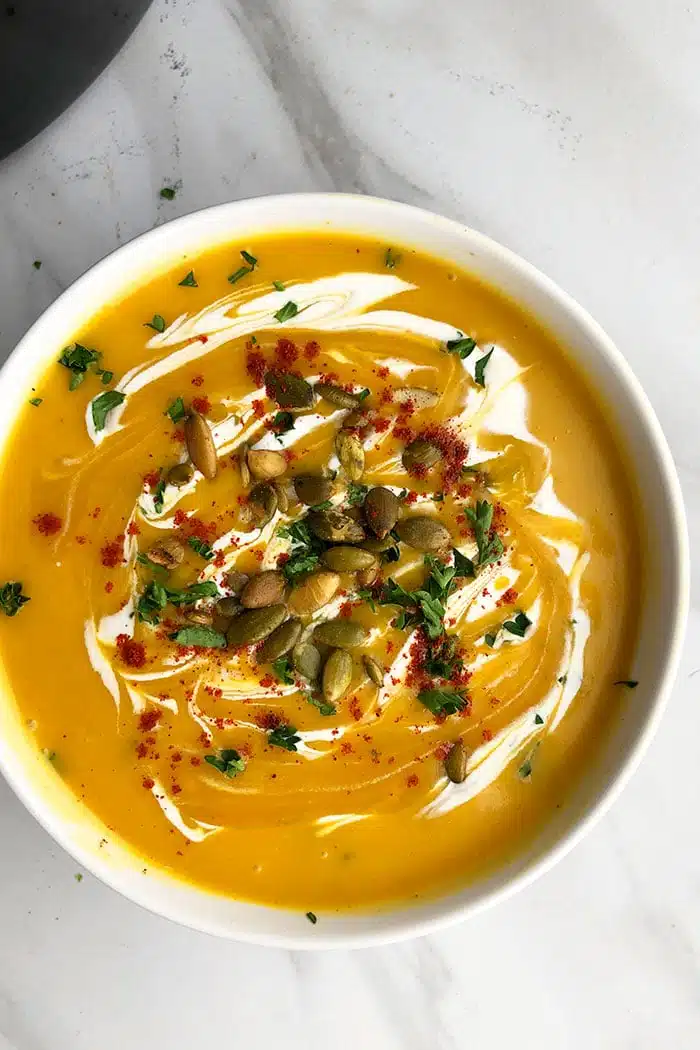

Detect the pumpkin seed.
xmin=320 ymin=546 xmax=377 ymax=572
xmin=167 ymin=462 xmax=194 ymax=488
xmin=393 ymin=387 xmax=440 ymax=411
xmin=396 ymin=515 xmax=452 ymax=551
xmin=184 ymin=607 xmax=214 ymax=626
xmin=240 ymin=570 xmax=286 ymax=608
xmin=217 ymin=596 xmax=241 ymax=617
xmin=402 ymin=437 xmax=441 ymax=474
xmin=288 ymin=571 xmax=340 ymax=616
xmin=335 ymin=430 xmax=364 ymax=481
xmin=313 ymin=620 xmax=368 ymax=649
xmin=356 ymin=563 xmax=379 ymax=588
xmin=248 ymin=483 xmax=278 ymax=528
xmin=293 ymin=475 xmax=334 ymax=506
xmin=315 ymin=383 xmax=361 ymax=409
xmin=362 ymin=654 xmax=385 ymax=687
xmin=293 ymin=641 xmax=322 ymax=681
xmin=343 ymin=409 xmax=370 ymax=430
xmin=185 ymin=411 xmax=218 ymax=479
xmin=258 ymin=618 xmax=302 ymax=662
xmin=226 ymin=604 xmax=287 ymax=647
xmin=146 ymin=537 xmax=185 ymax=569
xmin=445 ymin=740 xmax=469 ymax=783
xmin=225 ymin=570 xmax=248 ymax=594
xmin=274 ymin=482 xmax=290 ymax=514
xmin=360 ymin=535 xmax=396 ymax=553
xmin=238 ymin=443 xmax=250 ymax=488
xmin=364 ymin=486 xmax=399 ymax=539
xmin=247 ymin=448 xmax=287 ymax=480
xmin=265 ymin=370 xmax=314 ymax=409
xmin=322 ymin=648 xmax=353 ymax=704
xmin=308 ymin=508 xmax=365 ymax=544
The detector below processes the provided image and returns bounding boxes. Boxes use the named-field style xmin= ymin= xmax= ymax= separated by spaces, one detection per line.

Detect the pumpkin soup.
xmin=0 ymin=233 xmax=641 ymax=912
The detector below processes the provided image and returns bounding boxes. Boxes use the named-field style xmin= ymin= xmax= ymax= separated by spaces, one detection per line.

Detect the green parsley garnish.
xmin=357 ymin=387 xmax=371 ymax=401
xmin=474 ymin=347 xmax=494 ymax=387
xmin=418 ymin=689 xmax=468 ymax=716
xmin=136 ymin=581 xmax=168 ymax=624
xmin=179 ymin=270 xmax=198 ymax=288
xmin=159 ymin=186 xmax=176 ymax=200
xmin=205 ymin=749 xmax=246 ymax=777
xmin=228 ymin=249 xmax=258 ymax=286
xmin=58 ymin=343 xmax=100 ymax=390
xmin=170 ymin=625 xmax=227 ymax=648
xmin=276 ymin=518 xmax=325 ymax=582
xmin=272 ymin=656 xmax=295 ymax=685
xmin=274 ymin=301 xmax=299 ymax=323
xmin=0 ymin=582 xmax=30 ymax=617
xmin=518 ymin=743 xmax=540 ymax=780
xmin=187 ymin=536 xmax=214 ymax=560
xmin=165 ymin=396 xmax=187 ymax=424
xmin=534 ymin=713 xmax=544 ymax=725
xmin=384 ymin=247 xmax=402 ymax=269
xmin=271 ymin=410 xmax=295 ymax=436
xmin=145 ymin=314 xmax=166 ymax=333
xmin=306 ymin=694 xmax=336 ymax=716
xmin=465 ymin=500 xmax=503 ymax=568
xmin=91 ymin=390 xmax=125 ymax=432
xmin=273 ymin=280 xmax=285 ymax=291
xmin=96 ymin=369 xmax=113 ymax=385
xmin=452 ymin=548 xmax=475 ymax=578
xmin=346 ymin=482 xmax=369 ymax=506
xmin=306 ymin=911 xmax=318 ymax=924
xmin=445 ymin=334 xmax=476 ymax=359
xmin=29 ymin=397 xmax=43 ymax=407
xmin=503 ymin=610 xmax=531 ymax=637
xmin=268 ymin=723 xmax=301 ymax=751
xmin=558 ymin=674 xmax=568 ymax=685
xmin=151 ymin=478 xmax=166 ymax=514
xmin=74 ymin=873 xmax=83 ymax=883
xmin=614 ymin=679 xmax=639 ymax=688
xmin=166 ymin=581 xmax=219 ymax=606
xmin=32 ymin=260 xmax=42 ymax=270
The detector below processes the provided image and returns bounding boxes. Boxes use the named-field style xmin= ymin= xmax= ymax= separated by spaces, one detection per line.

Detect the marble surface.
xmin=0 ymin=0 xmax=699 ymax=1045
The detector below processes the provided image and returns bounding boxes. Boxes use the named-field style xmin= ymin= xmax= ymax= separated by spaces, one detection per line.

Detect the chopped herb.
xmin=445 ymin=334 xmax=476 ymax=359
xmin=452 ymin=548 xmax=475 ymax=578
xmin=152 ymin=478 xmax=166 ymax=514
xmin=74 ymin=873 xmax=83 ymax=883
xmin=557 ymin=674 xmax=568 ymax=685
xmin=97 ymin=370 xmax=114 ymax=385
xmin=424 ymin=553 xmax=456 ymax=593
xmin=159 ymin=186 xmax=176 ymax=200
xmin=228 ymin=250 xmax=258 ymax=285
xmin=282 ymin=551 xmax=320 ymax=580
xmin=145 ymin=314 xmax=166 ymax=333
xmin=29 ymin=397 xmax=43 ymax=407
xmin=136 ymin=580 xmax=168 ymax=624
xmin=241 ymin=250 xmax=257 ymax=268
xmin=277 ymin=517 xmax=326 ymax=582
xmin=306 ymin=911 xmax=318 ymax=924
xmin=58 ymin=343 xmax=100 ymax=390
xmin=136 ymin=552 xmax=150 ymax=566
xmin=614 ymin=680 xmax=639 ymax=688
xmin=382 ymin=543 xmax=401 ymax=564
xmin=474 ymin=347 xmax=494 ymax=387
xmin=32 ymin=260 xmax=42 ymax=270
xmin=306 ymin=694 xmax=336 ymax=716
xmin=271 ymin=410 xmax=295 ymax=436
xmin=384 ymin=247 xmax=402 ymax=269
xmin=356 ymin=588 xmax=376 ymax=612
xmin=274 ymin=301 xmax=299 ymax=323
xmin=310 ymin=500 xmax=333 ymax=512
xmin=484 ymin=632 xmax=498 ymax=647
xmin=518 ymin=743 xmax=540 ymax=781
xmin=268 ymin=723 xmax=301 ymax=751
xmin=503 ymin=611 xmax=531 ymax=638
xmin=465 ymin=500 xmax=503 ymax=568
xmin=0 ymin=582 xmax=30 ymax=617
xmin=91 ymin=390 xmax=125 ymax=432
xmin=205 ymin=749 xmax=246 ymax=777
xmin=178 ymin=270 xmax=198 ymax=288
xmin=170 ymin=625 xmax=227 ymax=648
xmin=272 ymin=656 xmax=295 ymax=685
xmin=250 ymin=335 xmax=257 ymax=345
xmin=165 ymin=396 xmax=187 ymax=424
xmin=346 ymin=482 xmax=369 ymax=506
xmin=187 ymin=536 xmax=214 ymax=560
xmin=272 ymin=280 xmax=285 ymax=291
xmin=166 ymin=581 xmax=219 ymax=605
xmin=357 ymin=387 xmax=371 ymax=401
xmin=534 ymin=713 xmax=544 ymax=725
xmin=418 ymin=689 xmax=468 ymax=716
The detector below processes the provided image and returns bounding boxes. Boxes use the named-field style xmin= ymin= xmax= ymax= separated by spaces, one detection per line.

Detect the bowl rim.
xmin=0 ymin=192 xmax=689 ymax=948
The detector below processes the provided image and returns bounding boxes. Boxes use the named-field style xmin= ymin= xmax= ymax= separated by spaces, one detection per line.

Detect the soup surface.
xmin=0 ymin=233 xmax=640 ymax=912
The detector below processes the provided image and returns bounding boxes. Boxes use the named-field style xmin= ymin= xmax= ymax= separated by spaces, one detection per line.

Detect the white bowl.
xmin=0 ymin=194 xmax=688 ymax=948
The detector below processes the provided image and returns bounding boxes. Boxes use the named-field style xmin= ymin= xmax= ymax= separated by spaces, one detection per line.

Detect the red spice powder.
xmin=339 ymin=601 xmax=353 ymax=619
xmin=173 ymin=509 xmax=188 ymax=527
xmin=277 ymin=552 xmax=290 ymax=566
xmin=198 ymin=335 xmax=209 ymax=344
xmin=497 ymin=587 xmax=518 ymax=607
xmin=101 ymin=541 xmax=123 ymax=568
xmin=171 ymin=784 xmax=182 ymax=795
xmin=406 ymin=773 xmax=419 ymax=788
xmin=275 ymin=338 xmax=299 ymax=366
xmin=104 ymin=581 xmax=114 ymax=593
xmin=191 ymin=374 xmax=204 ymax=387
xmin=434 ymin=741 xmax=452 ymax=761
xmin=259 ymin=674 xmax=274 ymax=689
xmin=252 ymin=399 xmax=265 ymax=419
xmin=253 ymin=549 xmax=264 ymax=562
xmin=135 ymin=742 xmax=148 ymax=759
xmin=172 ymin=428 xmax=185 ymax=443
xmin=340 ymin=741 xmax=354 ymax=755
xmin=192 ymin=395 xmax=211 ymax=415
xmin=33 ymin=513 xmax=61 ymax=536
xmin=377 ymin=365 xmax=390 ymax=379
xmin=246 ymin=351 xmax=267 ymax=386
xmin=76 ymin=535 xmax=87 ymax=545
xmin=190 ymin=756 xmax=201 ymax=766
xmin=127 ymin=521 xmax=140 ymax=536
xmin=138 ymin=709 xmax=160 ymax=733
xmin=304 ymin=341 xmax=320 ymax=360
xmin=116 ymin=634 xmax=146 ymax=668
xmin=143 ymin=470 xmax=161 ymax=489
xmin=255 ymin=710 xmax=281 ymax=731
xmin=482 ymin=728 xmax=493 ymax=742
xmin=349 ymin=697 xmax=363 ymax=722
xmin=142 ymin=777 xmax=155 ymax=790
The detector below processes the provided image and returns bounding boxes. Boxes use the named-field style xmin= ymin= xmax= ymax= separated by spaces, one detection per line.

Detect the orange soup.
xmin=0 ymin=233 xmax=641 ymax=912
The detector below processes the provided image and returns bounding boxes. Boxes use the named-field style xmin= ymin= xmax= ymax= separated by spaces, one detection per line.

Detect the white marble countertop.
xmin=1 ymin=1 xmax=699 ymax=1046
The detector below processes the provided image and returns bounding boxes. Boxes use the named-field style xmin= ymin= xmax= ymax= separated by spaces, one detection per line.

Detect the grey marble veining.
xmin=1 ymin=1 xmax=699 ymax=1046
